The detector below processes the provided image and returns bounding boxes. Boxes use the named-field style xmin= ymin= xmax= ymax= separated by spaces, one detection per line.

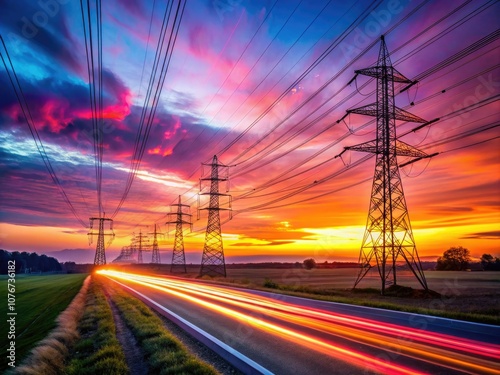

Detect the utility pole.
xmin=88 ymin=217 xmax=114 ymax=265
xmin=343 ymin=36 xmax=430 ymax=295
xmin=199 ymin=155 xmax=232 ymax=277
xmin=150 ymin=224 xmax=161 ymax=264
xmin=166 ymin=196 xmax=192 ymax=273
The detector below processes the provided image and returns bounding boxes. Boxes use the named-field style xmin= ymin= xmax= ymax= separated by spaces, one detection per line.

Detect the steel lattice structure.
xmin=88 ymin=217 xmax=114 ymax=265
xmin=166 ymin=196 xmax=192 ymax=272
xmin=112 ymin=245 xmax=134 ymax=263
xmin=199 ymin=155 xmax=232 ymax=277
xmin=151 ymin=224 xmax=161 ymax=264
xmin=134 ymin=230 xmax=149 ymax=264
xmin=346 ymin=36 xmax=429 ymax=294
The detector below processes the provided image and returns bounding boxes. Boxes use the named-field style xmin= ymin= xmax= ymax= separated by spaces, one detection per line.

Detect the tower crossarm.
xmin=394 ymin=107 xmax=426 ymax=123
xmin=345 ymin=139 xmax=428 ymax=158
xmin=347 ymin=103 xmax=377 ymax=117
xmin=201 ymin=162 xmax=230 ymax=167
xmin=355 ymin=66 xmax=412 ymax=83
xmin=199 ymin=192 xmax=232 ymax=196
xmin=166 ymin=219 xmax=193 ymax=224
xmin=345 ymin=140 xmax=378 ymax=154
xmin=394 ymin=140 xmax=428 ymax=158
xmin=200 ymin=177 xmax=228 ymax=182
xmin=348 ymin=104 xmax=426 ymax=123
xmin=199 ymin=207 xmax=232 ymax=211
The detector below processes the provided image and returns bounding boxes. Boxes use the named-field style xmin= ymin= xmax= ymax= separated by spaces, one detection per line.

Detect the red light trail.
xmin=98 ymin=270 xmax=500 ymax=375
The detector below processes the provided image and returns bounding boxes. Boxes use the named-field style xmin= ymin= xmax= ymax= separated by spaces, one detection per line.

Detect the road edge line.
xmin=106 ymin=277 xmax=274 ymax=375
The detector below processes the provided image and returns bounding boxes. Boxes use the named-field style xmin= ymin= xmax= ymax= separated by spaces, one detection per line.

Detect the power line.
xmin=112 ymin=0 xmax=186 ymax=219
xmin=80 ymin=0 xmax=105 ymax=217
xmin=226 ymin=0 xmax=492 ymax=173
xmin=0 ymin=35 xmax=87 ymax=228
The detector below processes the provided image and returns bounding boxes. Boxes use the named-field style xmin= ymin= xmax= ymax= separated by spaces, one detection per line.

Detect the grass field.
xmin=0 ymin=274 xmax=87 ymax=372
xmin=218 ymin=268 xmax=500 ymax=324
xmin=226 ymin=268 xmax=500 ymax=290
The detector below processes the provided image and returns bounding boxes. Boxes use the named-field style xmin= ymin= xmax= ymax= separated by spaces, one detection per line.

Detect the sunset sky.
xmin=0 ymin=0 xmax=498 ymax=264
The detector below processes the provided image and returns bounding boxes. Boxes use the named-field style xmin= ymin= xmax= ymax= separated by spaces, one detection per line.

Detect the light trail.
xmin=98 ymin=270 xmax=500 ymax=375
xmin=105 ymin=271 xmax=498 ymax=357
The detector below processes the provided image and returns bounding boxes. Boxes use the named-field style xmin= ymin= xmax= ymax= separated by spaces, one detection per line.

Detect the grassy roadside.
xmin=199 ymin=277 xmax=500 ymax=325
xmin=0 ymin=274 xmax=87 ymax=372
xmin=13 ymin=276 xmax=90 ymax=375
xmin=66 ymin=277 xmax=128 ymax=375
xmin=101 ymin=276 xmax=219 ymax=375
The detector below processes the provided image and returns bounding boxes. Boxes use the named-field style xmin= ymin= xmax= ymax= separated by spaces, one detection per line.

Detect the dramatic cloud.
xmin=461 ymin=231 xmax=500 ymax=240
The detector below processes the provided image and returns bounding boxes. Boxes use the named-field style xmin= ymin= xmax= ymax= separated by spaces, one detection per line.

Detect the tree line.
xmin=436 ymin=246 xmax=499 ymax=271
xmin=301 ymin=247 xmax=500 ymax=271
xmin=0 ymin=249 xmax=62 ymax=274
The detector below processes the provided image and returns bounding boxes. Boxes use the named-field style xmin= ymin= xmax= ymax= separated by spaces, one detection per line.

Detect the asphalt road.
xmin=100 ymin=271 xmax=500 ymax=375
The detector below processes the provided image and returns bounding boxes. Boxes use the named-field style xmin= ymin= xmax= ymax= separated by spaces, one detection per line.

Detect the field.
xmin=227 ymin=267 xmax=500 ymax=291
xmin=220 ymin=268 xmax=500 ymax=323
xmin=0 ymin=274 xmax=87 ymax=372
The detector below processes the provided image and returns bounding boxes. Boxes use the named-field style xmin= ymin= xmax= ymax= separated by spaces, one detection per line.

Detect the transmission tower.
xmin=134 ymin=230 xmax=149 ymax=264
xmin=112 ymin=246 xmax=134 ymax=263
xmin=150 ymin=224 xmax=161 ymax=264
xmin=166 ymin=196 xmax=192 ymax=273
xmin=344 ymin=36 xmax=431 ymax=294
xmin=88 ymin=217 xmax=114 ymax=265
xmin=199 ymin=155 xmax=232 ymax=277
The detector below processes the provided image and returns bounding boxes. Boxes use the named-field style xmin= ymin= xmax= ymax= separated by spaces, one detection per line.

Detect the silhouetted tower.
xmin=199 ymin=155 xmax=232 ymax=277
xmin=344 ymin=36 xmax=430 ymax=294
xmin=112 ymin=246 xmax=134 ymax=263
xmin=135 ymin=230 xmax=149 ymax=264
xmin=150 ymin=224 xmax=161 ymax=264
xmin=166 ymin=196 xmax=192 ymax=273
xmin=88 ymin=217 xmax=114 ymax=265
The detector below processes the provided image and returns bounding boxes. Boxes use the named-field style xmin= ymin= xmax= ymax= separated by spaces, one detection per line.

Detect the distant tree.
xmin=63 ymin=261 xmax=77 ymax=272
xmin=10 ymin=252 xmax=24 ymax=272
xmin=303 ymin=258 xmax=316 ymax=270
xmin=480 ymin=253 xmax=500 ymax=271
xmin=0 ymin=250 xmax=9 ymax=273
xmin=0 ymin=250 xmax=62 ymax=274
xmin=436 ymin=246 xmax=471 ymax=271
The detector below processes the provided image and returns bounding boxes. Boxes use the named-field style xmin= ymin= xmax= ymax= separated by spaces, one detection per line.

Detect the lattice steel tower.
xmin=199 ymin=155 xmax=232 ymax=277
xmin=166 ymin=196 xmax=192 ymax=273
xmin=150 ymin=224 xmax=161 ymax=264
xmin=88 ymin=217 xmax=114 ymax=265
xmin=345 ymin=36 xmax=429 ymax=294
xmin=134 ymin=230 xmax=149 ymax=264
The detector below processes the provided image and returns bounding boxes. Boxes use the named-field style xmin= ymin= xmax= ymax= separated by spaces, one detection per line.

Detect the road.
xmin=99 ymin=270 xmax=500 ymax=375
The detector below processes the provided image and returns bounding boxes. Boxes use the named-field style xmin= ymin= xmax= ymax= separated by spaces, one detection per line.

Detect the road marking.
xmin=107 ymin=277 xmax=274 ymax=375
